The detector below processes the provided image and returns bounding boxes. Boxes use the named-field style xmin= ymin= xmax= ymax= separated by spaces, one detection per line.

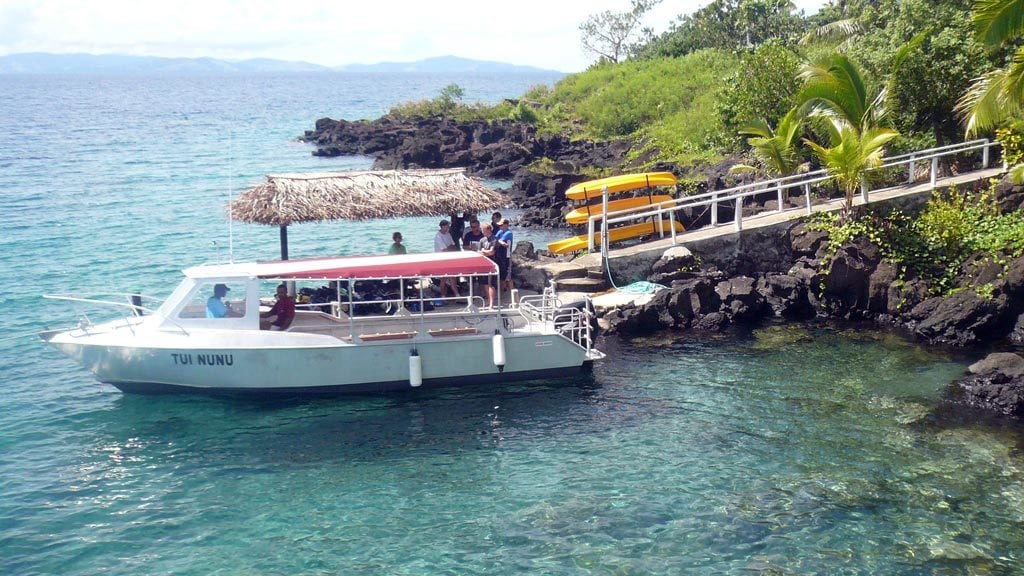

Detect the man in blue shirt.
xmin=495 ymin=218 xmax=514 ymax=292
xmin=206 ymin=283 xmax=232 ymax=318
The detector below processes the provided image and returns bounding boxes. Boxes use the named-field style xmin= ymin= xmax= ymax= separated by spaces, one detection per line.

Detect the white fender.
xmin=409 ymin=351 xmax=422 ymax=387
xmin=492 ymin=333 xmax=506 ymax=372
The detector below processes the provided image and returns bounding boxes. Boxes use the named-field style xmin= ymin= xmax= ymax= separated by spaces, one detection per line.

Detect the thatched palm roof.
xmin=229 ymin=168 xmax=507 ymax=226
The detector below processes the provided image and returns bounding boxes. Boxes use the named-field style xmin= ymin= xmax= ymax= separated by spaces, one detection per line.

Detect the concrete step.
xmin=543 ymin=261 xmax=589 ymax=281
xmin=556 ymin=277 xmax=609 ymax=293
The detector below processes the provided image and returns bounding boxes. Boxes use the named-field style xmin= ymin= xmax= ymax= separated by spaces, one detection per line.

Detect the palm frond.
xmin=973 ymin=0 xmax=1024 ymax=47
xmin=799 ymin=18 xmax=864 ymax=46
xmin=956 ymin=69 xmax=1012 ymax=135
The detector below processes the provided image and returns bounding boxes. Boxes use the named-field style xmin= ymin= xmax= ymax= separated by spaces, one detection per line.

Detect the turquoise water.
xmin=3 ymin=74 xmax=1024 ymax=574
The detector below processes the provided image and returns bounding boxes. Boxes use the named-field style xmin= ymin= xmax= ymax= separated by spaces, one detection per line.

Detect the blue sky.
xmin=0 ymin=0 xmax=829 ymax=73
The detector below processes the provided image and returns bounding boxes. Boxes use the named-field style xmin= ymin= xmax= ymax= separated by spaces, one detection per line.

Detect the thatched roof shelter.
xmin=229 ymin=168 xmax=508 ymax=259
xmin=230 ymin=168 xmax=506 ymax=226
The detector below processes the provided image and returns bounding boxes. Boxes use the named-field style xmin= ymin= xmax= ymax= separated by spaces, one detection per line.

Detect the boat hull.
xmin=46 ymin=331 xmax=598 ymax=396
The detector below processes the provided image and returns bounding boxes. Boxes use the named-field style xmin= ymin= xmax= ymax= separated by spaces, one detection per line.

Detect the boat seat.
xmin=358 ymin=331 xmax=417 ymax=341
xmin=428 ymin=327 xmax=480 ymax=337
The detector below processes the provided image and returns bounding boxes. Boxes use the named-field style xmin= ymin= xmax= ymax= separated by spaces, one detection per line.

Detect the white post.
xmin=983 ymin=141 xmax=990 ymax=168
xmin=804 ymin=183 xmax=812 ymax=214
xmin=711 ymin=193 xmax=718 ymax=226
xmin=656 ymin=206 xmax=665 ymax=237
xmin=777 ymin=183 xmax=784 ymax=213
xmin=908 ymin=155 xmax=915 ymax=183
xmin=930 ymin=157 xmax=938 ymax=188
xmin=860 ymin=177 xmax=868 ymax=203
xmin=600 ymin=186 xmax=609 ymax=261
xmin=734 ymin=195 xmax=743 ymax=232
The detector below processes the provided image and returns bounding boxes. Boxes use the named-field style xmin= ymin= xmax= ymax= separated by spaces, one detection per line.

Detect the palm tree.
xmin=795 ymin=54 xmax=899 ymax=217
xmin=804 ymin=126 xmax=899 ymax=216
xmin=735 ymin=106 xmax=807 ymax=177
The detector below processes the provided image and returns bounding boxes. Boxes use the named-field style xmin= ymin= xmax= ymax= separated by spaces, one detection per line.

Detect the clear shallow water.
xmin=2 ymin=74 xmax=1024 ymax=575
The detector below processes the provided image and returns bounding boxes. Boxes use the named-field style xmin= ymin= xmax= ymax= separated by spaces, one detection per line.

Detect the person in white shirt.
xmin=433 ymin=220 xmax=460 ymax=304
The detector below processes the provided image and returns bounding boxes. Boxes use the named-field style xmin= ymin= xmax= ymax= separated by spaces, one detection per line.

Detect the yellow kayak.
xmin=547 ymin=220 xmax=685 ymax=255
xmin=564 ymin=195 xmax=675 ymax=225
xmin=565 ymin=172 xmax=678 ymax=200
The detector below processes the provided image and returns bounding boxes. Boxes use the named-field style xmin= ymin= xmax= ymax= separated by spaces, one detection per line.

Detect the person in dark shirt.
xmin=476 ymin=223 xmax=498 ymax=308
xmin=449 ymin=212 xmax=466 ymax=251
xmin=495 ymin=218 xmax=514 ymax=292
xmin=260 ymin=284 xmax=295 ymax=331
xmin=462 ymin=219 xmax=484 ymax=250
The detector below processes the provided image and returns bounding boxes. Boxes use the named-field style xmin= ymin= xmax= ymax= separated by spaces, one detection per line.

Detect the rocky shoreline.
xmin=303 ymin=114 xmax=1024 ymax=422
xmin=302 ymin=115 xmax=736 ymax=229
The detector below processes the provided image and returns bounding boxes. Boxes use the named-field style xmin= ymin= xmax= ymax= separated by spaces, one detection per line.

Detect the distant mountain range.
xmin=0 ymin=53 xmax=564 ymax=75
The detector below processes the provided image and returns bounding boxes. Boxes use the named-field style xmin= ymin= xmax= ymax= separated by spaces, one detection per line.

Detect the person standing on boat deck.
xmin=495 ymin=218 xmax=514 ymax=292
xmin=388 ymin=231 xmax=407 ymax=255
xmin=449 ymin=212 xmax=466 ymax=251
xmin=206 ymin=283 xmax=232 ymax=318
xmin=433 ymin=219 xmax=460 ymax=304
xmin=261 ymin=284 xmax=296 ymax=331
xmin=462 ymin=219 xmax=484 ymax=250
xmin=477 ymin=223 xmax=499 ymax=308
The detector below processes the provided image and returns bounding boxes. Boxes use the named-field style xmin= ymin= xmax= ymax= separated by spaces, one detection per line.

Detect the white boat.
xmin=41 ymin=251 xmax=604 ymax=395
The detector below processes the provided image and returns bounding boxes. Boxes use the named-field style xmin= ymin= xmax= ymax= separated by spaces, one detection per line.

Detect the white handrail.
xmin=583 ymin=138 xmax=1002 ymax=244
xmin=43 ymin=294 xmax=158 ymax=313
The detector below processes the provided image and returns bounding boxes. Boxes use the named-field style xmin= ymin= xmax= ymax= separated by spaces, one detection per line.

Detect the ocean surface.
xmin=2 ymin=72 xmax=1024 ymax=575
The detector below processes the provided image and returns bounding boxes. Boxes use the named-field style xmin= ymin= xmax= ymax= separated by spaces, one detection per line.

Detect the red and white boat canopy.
xmin=184 ymin=251 xmax=498 ymax=281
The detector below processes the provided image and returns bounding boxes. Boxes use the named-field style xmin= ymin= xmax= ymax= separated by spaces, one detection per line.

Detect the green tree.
xmin=638 ymin=0 xmax=806 ymax=58
xmin=579 ymin=0 xmax=662 ymax=64
xmin=716 ymin=41 xmax=803 ymax=144
xmin=437 ymin=84 xmax=465 ymax=115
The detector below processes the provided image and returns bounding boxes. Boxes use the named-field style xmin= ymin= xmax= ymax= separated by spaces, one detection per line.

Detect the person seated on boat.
xmin=476 ymin=223 xmax=498 ymax=308
xmin=206 ymin=283 xmax=235 ymax=318
xmin=462 ymin=219 xmax=484 ymax=251
xmin=388 ymin=231 xmax=407 ymax=255
xmin=433 ymin=219 xmax=460 ymax=304
xmin=260 ymin=284 xmax=295 ymax=331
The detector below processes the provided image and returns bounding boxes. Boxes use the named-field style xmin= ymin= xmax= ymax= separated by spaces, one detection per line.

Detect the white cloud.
xmin=0 ymin=0 xmax=829 ymax=72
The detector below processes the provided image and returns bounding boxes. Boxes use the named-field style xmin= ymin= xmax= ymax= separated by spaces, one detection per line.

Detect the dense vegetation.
xmin=383 ymin=0 xmax=1024 ymax=291
xmin=390 ymin=0 xmax=1005 ymax=170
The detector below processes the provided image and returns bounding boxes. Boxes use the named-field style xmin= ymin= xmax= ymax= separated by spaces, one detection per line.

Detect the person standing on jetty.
xmin=388 ymin=231 xmax=407 ymax=255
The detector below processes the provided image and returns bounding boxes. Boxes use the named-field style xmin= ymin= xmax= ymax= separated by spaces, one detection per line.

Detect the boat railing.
xmin=42 ymin=293 xmax=169 ymax=335
xmin=517 ymin=281 xmax=598 ymax=353
xmin=43 ymin=292 xmax=164 ymax=315
xmin=551 ymin=307 xmax=595 ymax=351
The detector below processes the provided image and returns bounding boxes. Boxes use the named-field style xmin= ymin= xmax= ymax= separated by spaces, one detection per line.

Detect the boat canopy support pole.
xmin=279 ymin=225 xmax=289 ymax=261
